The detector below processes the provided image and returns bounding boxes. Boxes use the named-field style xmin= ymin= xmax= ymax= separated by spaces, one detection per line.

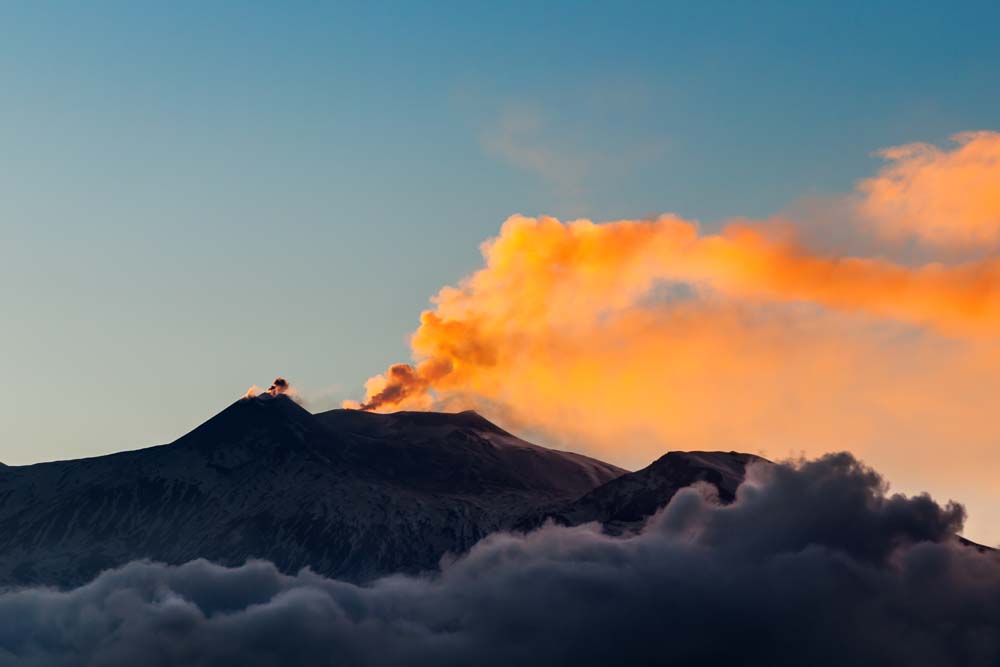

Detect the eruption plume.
xmin=353 ymin=360 xmax=450 ymax=411
xmin=352 ymin=210 xmax=1000 ymax=412
xmin=267 ymin=377 xmax=290 ymax=396
xmin=241 ymin=378 xmax=293 ymax=401
xmin=346 ymin=132 xmax=1000 ymax=542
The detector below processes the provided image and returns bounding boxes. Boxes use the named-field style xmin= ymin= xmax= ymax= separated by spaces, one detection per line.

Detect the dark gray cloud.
xmin=0 ymin=453 xmax=997 ymax=667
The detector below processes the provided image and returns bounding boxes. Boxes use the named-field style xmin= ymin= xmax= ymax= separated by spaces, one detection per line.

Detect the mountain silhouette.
xmin=0 ymin=395 xmax=773 ymax=587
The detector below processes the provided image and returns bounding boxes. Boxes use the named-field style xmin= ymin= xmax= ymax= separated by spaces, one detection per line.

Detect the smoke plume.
xmin=267 ymin=377 xmax=290 ymax=396
xmin=242 ymin=378 xmax=293 ymax=401
xmin=345 ymin=131 xmax=1000 ymax=543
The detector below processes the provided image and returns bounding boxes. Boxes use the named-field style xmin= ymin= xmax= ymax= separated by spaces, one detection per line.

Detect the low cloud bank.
xmin=1 ymin=454 xmax=997 ymax=667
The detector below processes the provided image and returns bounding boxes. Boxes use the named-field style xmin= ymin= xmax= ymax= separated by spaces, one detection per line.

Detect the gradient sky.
xmin=3 ymin=0 xmax=1000 ymax=479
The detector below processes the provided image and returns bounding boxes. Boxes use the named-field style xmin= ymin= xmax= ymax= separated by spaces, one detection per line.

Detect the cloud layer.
xmin=1 ymin=454 xmax=995 ymax=666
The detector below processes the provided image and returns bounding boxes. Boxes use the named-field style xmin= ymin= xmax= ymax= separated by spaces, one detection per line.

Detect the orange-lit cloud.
xmin=858 ymin=131 xmax=1000 ymax=250
xmin=345 ymin=133 xmax=1000 ymax=543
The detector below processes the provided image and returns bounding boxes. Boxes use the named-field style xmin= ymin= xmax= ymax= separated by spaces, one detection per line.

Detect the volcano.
xmin=0 ymin=395 xmax=767 ymax=587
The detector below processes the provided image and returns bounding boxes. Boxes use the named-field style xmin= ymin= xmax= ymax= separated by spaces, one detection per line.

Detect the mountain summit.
xmin=0 ymin=397 xmax=624 ymax=586
xmin=0 ymin=396 xmax=765 ymax=587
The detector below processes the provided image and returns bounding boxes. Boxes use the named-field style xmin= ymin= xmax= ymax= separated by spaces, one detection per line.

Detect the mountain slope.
xmin=0 ymin=397 xmax=792 ymax=589
xmin=523 ymin=450 xmax=769 ymax=533
xmin=315 ymin=408 xmax=621 ymax=496
xmin=0 ymin=396 xmax=625 ymax=587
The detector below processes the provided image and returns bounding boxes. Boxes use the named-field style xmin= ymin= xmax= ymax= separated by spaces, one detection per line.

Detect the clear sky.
xmin=3 ymin=1 xmax=1000 ymax=474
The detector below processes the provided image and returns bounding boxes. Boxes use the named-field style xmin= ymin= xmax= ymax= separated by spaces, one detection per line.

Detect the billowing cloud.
xmin=858 ymin=131 xmax=1000 ymax=251
xmin=0 ymin=454 xmax=994 ymax=666
xmin=345 ymin=133 xmax=1000 ymax=544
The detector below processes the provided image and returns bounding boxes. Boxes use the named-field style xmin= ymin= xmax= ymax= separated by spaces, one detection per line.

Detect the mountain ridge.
xmin=0 ymin=396 xmax=627 ymax=587
xmin=10 ymin=396 xmax=889 ymax=588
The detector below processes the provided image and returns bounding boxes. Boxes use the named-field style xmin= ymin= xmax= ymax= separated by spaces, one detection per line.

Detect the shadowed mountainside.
xmin=515 ymin=450 xmax=766 ymax=532
xmin=0 ymin=396 xmax=626 ymax=587
xmin=0 ymin=395 xmax=826 ymax=588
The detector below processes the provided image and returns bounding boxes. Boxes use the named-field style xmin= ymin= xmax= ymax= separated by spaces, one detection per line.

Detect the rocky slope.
xmin=0 ymin=396 xmax=785 ymax=588
xmin=526 ymin=450 xmax=767 ymax=533
xmin=0 ymin=396 xmax=625 ymax=587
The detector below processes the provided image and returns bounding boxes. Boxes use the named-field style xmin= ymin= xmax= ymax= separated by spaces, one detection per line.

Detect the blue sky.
xmin=2 ymin=1 xmax=1000 ymax=464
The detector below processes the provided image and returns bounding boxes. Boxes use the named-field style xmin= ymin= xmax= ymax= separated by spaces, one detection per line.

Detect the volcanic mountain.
xmin=517 ymin=450 xmax=766 ymax=533
xmin=0 ymin=395 xmax=767 ymax=587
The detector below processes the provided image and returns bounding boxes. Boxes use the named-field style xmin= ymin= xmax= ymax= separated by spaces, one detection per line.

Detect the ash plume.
xmin=358 ymin=364 xmax=426 ymax=410
xmin=241 ymin=377 xmax=294 ymax=401
xmin=353 ymin=361 xmax=451 ymax=412
xmin=267 ymin=377 xmax=290 ymax=396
